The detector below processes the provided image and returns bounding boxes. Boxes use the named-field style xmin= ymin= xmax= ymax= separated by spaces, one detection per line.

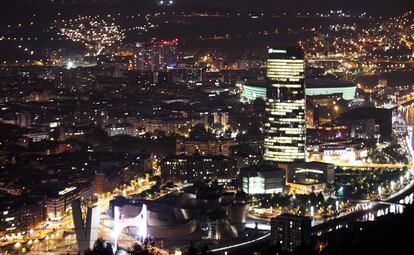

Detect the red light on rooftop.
xmin=159 ymin=39 xmax=179 ymax=45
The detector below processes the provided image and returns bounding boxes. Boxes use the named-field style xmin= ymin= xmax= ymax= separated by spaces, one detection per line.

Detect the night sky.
xmin=198 ymin=0 xmax=414 ymax=15
xmin=1 ymin=0 xmax=413 ymax=16
xmin=0 ymin=0 xmax=412 ymax=27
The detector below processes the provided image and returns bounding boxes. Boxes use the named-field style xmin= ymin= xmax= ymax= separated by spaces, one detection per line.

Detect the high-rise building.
xmin=271 ymin=214 xmax=311 ymax=252
xmin=161 ymin=155 xmax=238 ymax=183
xmin=213 ymin=112 xmax=229 ymax=127
xmin=16 ymin=111 xmax=31 ymax=128
xmin=264 ymin=47 xmax=306 ymax=163
xmin=132 ymin=40 xmax=178 ymax=72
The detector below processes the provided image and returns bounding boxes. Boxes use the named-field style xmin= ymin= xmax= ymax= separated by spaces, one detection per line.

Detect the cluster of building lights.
xmin=57 ymin=16 xmax=125 ymax=56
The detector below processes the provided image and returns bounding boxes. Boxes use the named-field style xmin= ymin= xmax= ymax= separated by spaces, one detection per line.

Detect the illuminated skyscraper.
xmin=133 ymin=39 xmax=178 ymax=71
xmin=264 ymin=47 xmax=306 ymax=162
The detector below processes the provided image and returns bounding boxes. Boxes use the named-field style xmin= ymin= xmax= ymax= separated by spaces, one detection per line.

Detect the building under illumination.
xmin=306 ymin=79 xmax=356 ymax=100
xmin=279 ymin=161 xmax=335 ymax=194
xmin=241 ymin=80 xmax=267 ymax=103
xmin=240 ymin=164 xmax=285 ymax=195
xmin=264 ymin=47 xmax=306 ymax=163
xmin=240 ymin=78 xmax=356 ymax=103
xmin=271 ymin=214 xmax=311 ymax=252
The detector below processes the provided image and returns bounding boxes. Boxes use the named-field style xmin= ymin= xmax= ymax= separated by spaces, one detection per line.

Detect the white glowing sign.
xmin=58 ymin=186 xmax=77 ymax=196
xmin=268 ymin=49 xmax=287 ymax=54
xmin=295 ymin=168 xmax=324 ymax=174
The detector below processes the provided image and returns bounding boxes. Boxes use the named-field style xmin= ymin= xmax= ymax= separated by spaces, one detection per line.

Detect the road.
xmin=331 ymin=162 xmax=411 ymax=169
xmin=209 ymin=129 xmax=414 ymax=254
xmin=3 ymin=126 xmax=414 ymax=254
xmin=0 ymin=177 xmax=155 ymax=253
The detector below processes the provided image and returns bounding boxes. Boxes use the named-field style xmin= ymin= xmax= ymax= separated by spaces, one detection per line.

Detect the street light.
xmin=334 ymin=105 xmax=339 ymax=118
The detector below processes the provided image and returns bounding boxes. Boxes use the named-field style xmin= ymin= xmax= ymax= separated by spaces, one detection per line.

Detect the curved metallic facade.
xmin=264 ymin=47 xmax=306 ymax=163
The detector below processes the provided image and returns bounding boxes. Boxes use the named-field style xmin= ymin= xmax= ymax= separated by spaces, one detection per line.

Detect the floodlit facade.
xmin=240 ymin=79 xmax=356 ymax=103
xmin=241 ymin=81 xmax=267 ymax=103
xmin=306 ymin=79 xmax=356 ymax=100
xmin=264 ymin=47 xmax=306 ymax=163
xmin=72 ymin=200 xmax=100 ymax=255
xmin=240 ymin=164 xmax=285 ymax=195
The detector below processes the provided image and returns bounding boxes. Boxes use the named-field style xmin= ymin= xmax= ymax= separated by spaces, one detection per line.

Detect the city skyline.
xmin=1 ymin=2 xmax=414 ymax=255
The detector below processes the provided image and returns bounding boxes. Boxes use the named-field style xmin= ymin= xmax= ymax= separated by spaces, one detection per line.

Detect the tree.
xmin=0 ymin=147 xmax=8 ymax=165
xmin=246 ymin=125 xmax=262 ymax=137
xmin=200 ymin=244 xmax=210 ymax=255
xmin=252 ymin=97 xmax=266 ymax=112
xmin=82 ymin=127 xmax=109 ymax=146
xmin=130 ymin=241 xmax=157 ymax=255
xmin=223 ymin=127 xmax=232 ymax=138
xmin=153 ymin=129 xmax=166 ymax=138
xmin=309 ymin=192 xmax=318 ymax=207
xmin=130 ymin=243 xmax=149 ymax=255
xmin=187 ymin=243 xmax=197 ymax=255
xmin=153 ymin=176 xmax=162 ymax=186
xmin=84 ymin=238 xmax=113 ymax=255
xmin=317 ymin=192 xmax=325 ymax=205
xmin=189 ymin=124 xmax=209 ymax=139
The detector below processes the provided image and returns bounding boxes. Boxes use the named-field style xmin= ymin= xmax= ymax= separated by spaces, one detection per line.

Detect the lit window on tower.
xmin=264 ymin=47 xmax=306 ymax=163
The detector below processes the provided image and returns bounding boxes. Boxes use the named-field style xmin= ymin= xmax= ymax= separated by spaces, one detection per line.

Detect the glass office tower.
xmin=264 ymin=47 xmax=306 ymax=162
